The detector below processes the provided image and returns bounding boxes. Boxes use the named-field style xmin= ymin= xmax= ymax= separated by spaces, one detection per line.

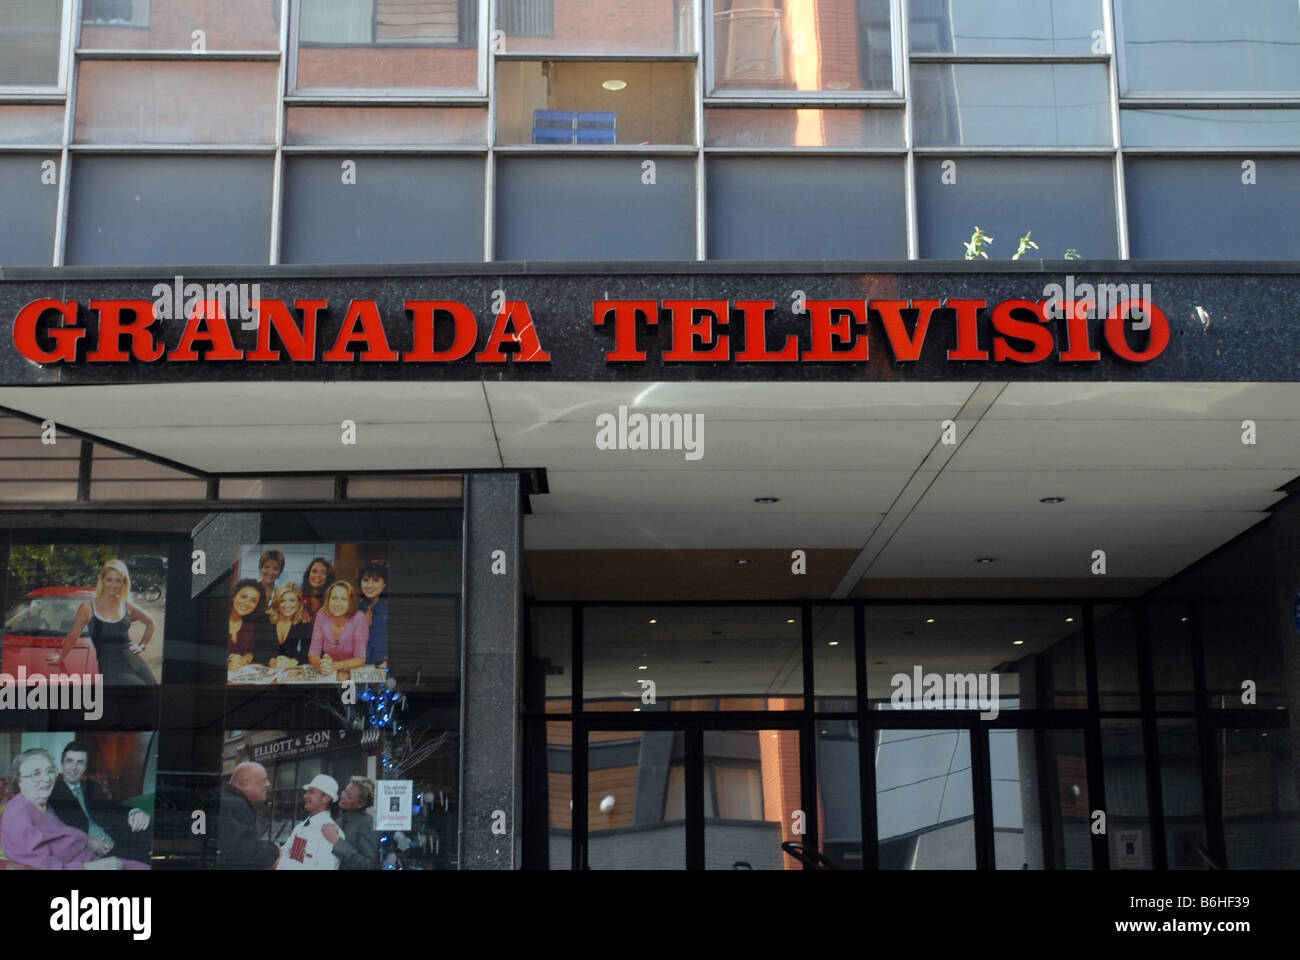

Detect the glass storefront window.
xmin=708 ymin=0 xmax=896 ymax=96
xmin=1218 ymin=728 xmax=1297 ymax=868
xmin=875 ymin=728 xmax=975 ymax=869
xmin=909 ymin=0 xmax=1103 ymax=55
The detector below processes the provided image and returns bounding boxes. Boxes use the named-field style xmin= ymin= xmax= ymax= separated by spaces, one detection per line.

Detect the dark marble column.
xmin=459 ymin=472 xmax=524 ymax=868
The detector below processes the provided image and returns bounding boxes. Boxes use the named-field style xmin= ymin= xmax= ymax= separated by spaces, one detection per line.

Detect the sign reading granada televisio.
xmin=12 ymin=292 xmax=1168 ymax=366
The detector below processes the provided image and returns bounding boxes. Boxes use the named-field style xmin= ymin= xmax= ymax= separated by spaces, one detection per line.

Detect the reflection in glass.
xmin=74 ymin=61 xmax=278 ymax=145
xmin=876 ymin=729 xmax=975 ymax=868
xmin=1219 ymin=728 xmax=1297 ymax=868
xmin=1122 ymin=109 xmax=1300 ymax=149
xmin=909 ymin=0 xmax=1101 ymax=55
xmin=812 ymin=605 xmax=855 ymax=706
xmin=527 ymin=605 xmax=571 ymax=713
xmin=865 ymin=605 xmax=1085 ymax=712
xmin=80 ymin=0 xmax=280 ymax=50
xmin=705 ymin=107 xmax=904 ymax=147
xmin=543 ymin=720 xmax=572 ymax=869
xmin=294 ymin=0 xmax=480 ymax=92
xmin=991 ymin=729 xmax=1090 ymax=869
xmin=286 ymin=106 xmax=487 ymax=147
xmin=1119 ymin=0 xmax=1300 ymax=94
xmin=710 ymin=0 xmax=894 ymax=94
xmin=497 ymin=61 xmax=695 ymax=146
xmin=816 ymin=721 xmax=862 ymax=868
xmin=583 ymin=607 xmax=803 ymax=709
xmin=1159 ymin=719 xmax=1208 ymax=869
xmin=0 ymin=1 xmax=62 ymax=87
xmin=1148 ymin=602 xmax=1195 ymax=710
xmin=588 ymin=731 xmax=684 ymax=868
xmin=497 ymin=0 xmax=694 ymax=54
xmin=704 ymin=730 xmax=802 ymax=869
xmin=911 ymin=63 xmax=1111 ymax=147
xmin=1103 ymin=719 xmax=1152 ymax=869
xmin=1095 ymin=604 xmax=1140 ymax=711
xmin=0 ymin=106 xmax=64 ymax=145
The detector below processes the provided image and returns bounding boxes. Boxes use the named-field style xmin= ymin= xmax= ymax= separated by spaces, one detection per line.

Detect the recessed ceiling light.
xmin=827 ymin=641 xmax=839 ymax=646
xmin=1065 ymin=616 xmax=1076 ymax=623
xmin=602 ymin=79 xmax=627 ymax=91
xmin=648 ymin=619 xmax=657 ymax=624
xmin=633 ymin=707 xmax=641 ymax=712
xmin=754 ymin=497 xmax=780 ymax=504
xmin=786 ymin=618 xmax=796 ymax=624
xmin=1180 ymin=616 xmax=1190 ymax=622
xmin=1012 ymin=639 xmax=1025 ymax=645
xmin=925 ymin=618 xmax=936 ymax=624
xmin=1040 ymin=497 xmax=1066 ymax=504
xmin=637 ymin=664 xmax=648 ymax=670
xmin=974 ymin=557 xmax=998 ymax=564
xmin=735 ymin=558 xmax=751 ymax=565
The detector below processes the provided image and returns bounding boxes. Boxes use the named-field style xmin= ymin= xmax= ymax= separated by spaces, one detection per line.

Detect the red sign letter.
xmin=246 ymin=299 xmax=324 ymax=361
xmin=323 ymin=300 xmax=399 ymax=362
xmin=477 ymin=301 xmax=551 ymax=363
xmin=734 ymin=301 xmax=798 ymax=362
xmin=991 ymin=299 xmax=1054 ymax=364
xmin=405 ymin=301 xmax=478 ymax=362
xmin=1104 ymin=301 xmax=1169 ymax=363
xmin=86 ymin=300 xmax=164 ymax=362
xmin=662 ymin=300 xmax=730 ymax=362
xmin=594 ymin=300 xmax=658 ymax=362
xmin=945 ymin=300 xmax=989 ymax=361
xmin=803 ymin=300 xmax=869 ymax=361
xmin=13 ymin=299 xmax=84 ymax=364
xmin=170 ymin=300 xmax=243 ymax=361
xmin=875 ymin=300 xmax=938 ymax=362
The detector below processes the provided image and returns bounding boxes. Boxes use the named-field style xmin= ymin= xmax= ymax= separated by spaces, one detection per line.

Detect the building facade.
xmin=0 ymin=0 xmax=1297 ymax=872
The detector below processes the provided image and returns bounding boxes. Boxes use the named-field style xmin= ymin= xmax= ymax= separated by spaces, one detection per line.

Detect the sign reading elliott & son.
xmin=12 ymin=295 xmax=1169 ymax=367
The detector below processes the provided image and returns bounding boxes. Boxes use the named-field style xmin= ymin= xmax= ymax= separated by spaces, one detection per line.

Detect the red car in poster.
xmin=1 ymin=588 xmax=100 ymax=680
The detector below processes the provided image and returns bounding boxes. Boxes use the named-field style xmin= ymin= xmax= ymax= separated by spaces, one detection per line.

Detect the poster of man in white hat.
xmin=275 ymin=774 xmax=344 ymax=870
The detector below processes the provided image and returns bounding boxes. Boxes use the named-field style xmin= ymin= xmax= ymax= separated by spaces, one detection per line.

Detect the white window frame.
xmin=0 ymin=0 xmax=76 ymax=97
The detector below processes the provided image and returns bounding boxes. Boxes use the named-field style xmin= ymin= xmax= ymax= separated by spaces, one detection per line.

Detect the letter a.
xmin=1091 ymin=549 xmax=1107 ymax=575
xmin=1241 ymin=419 xmax=1256 ymax=445
xmin=192 ymin=549 xmax=206 ymax=574
xmin=341 ymin=419 xmax=356 ymax=445
xmin=1241 ymin=160 xmax=1256 ymax=185
xmin=191 ymin=810 xmax=207 ymax=835
xmin=1091 ymin=809 xmax=1106 ymax=835
xmin=491 ymin=549 xmax=507 ymax=575
xmin=790 ymin=549 xmax=806 ymax=575
xmin=1241 ymin=679 xmax=1256 ymax=705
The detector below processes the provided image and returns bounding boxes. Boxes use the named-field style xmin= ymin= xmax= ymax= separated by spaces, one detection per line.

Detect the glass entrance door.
xmin=581 ymin=722 xmax=805 ymax=869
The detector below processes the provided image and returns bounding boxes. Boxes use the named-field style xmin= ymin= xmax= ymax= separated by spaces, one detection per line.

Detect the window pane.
xmin=1159 ymin=719 xmax=1208 ymax=869
xmin=1122 ymin=108 xmax=1300 ymax=148
xmin=816 ymin=721 xmax=862 ymax=868
xmin=527 ymin=605 xmax=572 ymax=713
xmin=910 ymin=0 xmax=1102 ymax=55
xmin=588 ymin=731 xmax=684 ymax=868
xmin=705 ymin=730 xmax=802 ymax=870
xmin=294 ymin=0 xmax=480 ymax=92
xmin=74 ymin=61 xmax=278 ymax=145
xmin=80 ymin=0 xmax=280 ymax=51
xmin=1126 ymin=157 xmax=1300 ymax=259
xmin=876 ymin=729 xmax=975 ymax=868
xmin=281 ymin=155 xmax=485 ymax=263
xmin=1103 ymin=718 xmax=1153 ymax=870
xmin=1219 ymin=728 xmax=1297 ymax=869
xmin=707 ymin=156 xmax=906 ymax=259
xmin=497 ymin=0 xmax=693 ymax=54
xmin=496 ymin=61 xmax=694 ymax=146
xmin=1119 ymin=0 xmax=1300 ymax=94
xmin=582 ymin=606 xmax=803 ymax=709
xmin=711 ymin=0 xmax=894 ymax=94
xmin=705 ymin=107 xmax=904 ymax=146
xmin=0 ymin=154 xmax=58 ymax=266
xmin=0 ymin=0 xmax=63 ymax=87
xmin=0 ymin=106 xmax=64 ymax=145
xmin=812 ymin=605 xmax=855 ymax=705
xmin=67 ymin=155 xmax=273 ymax=265
xmin=496 ymin=156 xmax=695 ymax=260
xmin=285 ymin=106 xmax=487 ymax=146
xmin=1095 ymin=604 xmax=1140 ymax=711
xmin=912 ymin=63 xmax=1111 ymax=147
xmin=1148 ymin=601 xmax=1195 ymax=711
xmin=992 ymin=728 xmax=1091 ymax=869
xmin=916 ymin=157 xmax=1117 ymax=259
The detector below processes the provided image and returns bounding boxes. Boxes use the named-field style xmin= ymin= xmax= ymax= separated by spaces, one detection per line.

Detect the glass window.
xmin=1118 ymin=0 xmax=1300 ymax=94
xmin=0 ymin=0 xmax=65 ymax=88
xmin=875 ymin=728 xmax=975 ymax=868
xmin=1219 ymin=728 xmax=1297 ymax=869
xmin=293 ymin=0 xmax=481 ymax=93
xmin=991 ymin=728 xmax=1091 ymax=869
xmin=704 ymin=730 xmax=801 ymax=870
xmin=0 ymin=154 xmax=59 ymax=268
xmin=281 ymin=155 xmax=485 ymax=263
xmin=74 ymin=61 xmax=279 ymax=145
xmin=496 ymin=0 xmax=694 ymax=54
xmin=67 ymin=155 xmax=274 ymax=266
xmin=705 ymin=107 xmax=904 ymax=146
xmin=582 ymin=607 xmax=803 ymax=710
xmin=1159 ymin=719 xmax=1208 ymax=869
xmin=1122 ymin=108 xmax=1300 ymax=148
xmin=527 ymin=605 xmax=572 ymax=713
xmin=1125 ymin=157 xmax=1300 ymax=260
xmin=910 ymin=0 xmax=1102 ymax=55
xmin=0 ymin=106 xmax=64 ymax=145
xmin=707 ymin=156 xmax=906 ymax=259
xmin=495 ymin=156 xmax=695 ymax=261
xmin=812 ymin=605 xmax=855 ymax=706
xmin=80 ymin=0 xmax=281 ymax=51
xmin=1103 ymin=718 xmax=1152 ymax=869
xmin=709 ymin=0 xmax=895 ymax=95
xmin=0 ymin=416 xmax=79 ymax=502
xmin=89 ymin=444 xmax=206 ymax=501
xmin=1095 ymin=604 xmax=1140 ymax=711
xmin=589 ymin=731 xmax=683 ymax=868
xmin=285 ymin=106 xmax=487 ymax=146
xmin=1148 ymin=601 xmax=1196 ymax=711
xmin=496 ymin=60 xmax=695 ymax=146
xmin=816 ymin=720 xmax=862 ymax=868
xmin=911 ymin=63 xmax=1112 ymax=147
xmin=916 ymin=156 xmax=1118 ymax=259
xmin=865 ymin=605 xmax=1084 ymax=712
